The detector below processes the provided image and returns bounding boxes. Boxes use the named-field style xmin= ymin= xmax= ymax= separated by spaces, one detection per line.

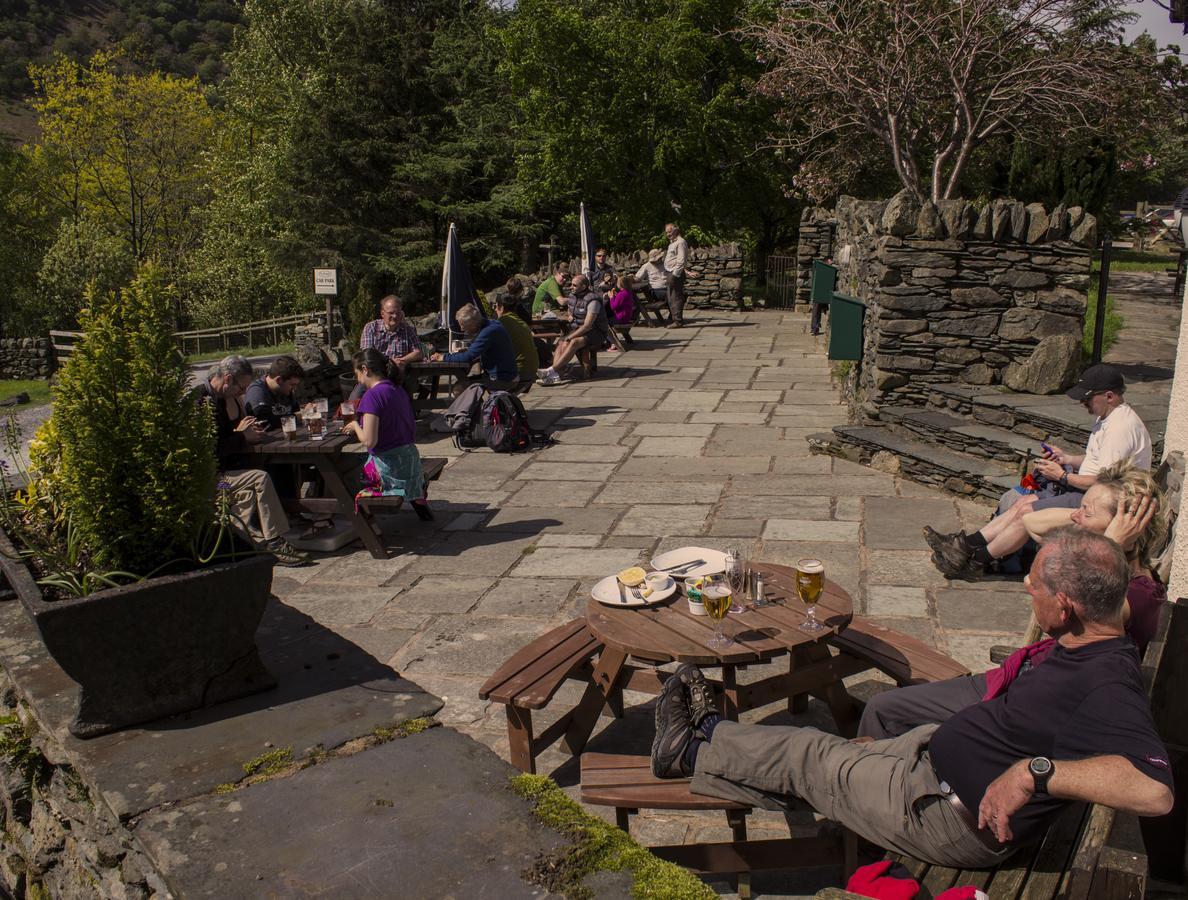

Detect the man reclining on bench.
xmin=649 ymin=529 xmax=1173 ymax=868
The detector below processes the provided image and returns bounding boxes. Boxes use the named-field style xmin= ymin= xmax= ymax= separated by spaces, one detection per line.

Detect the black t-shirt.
xmin=929 ymin=637 xmax=1172 ymax=846
xmin=244 ymin=377 xmax=296 ymax=430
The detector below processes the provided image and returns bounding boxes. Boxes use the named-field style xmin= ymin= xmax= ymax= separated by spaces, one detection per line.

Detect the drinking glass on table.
xmin=701 ymin=574 xmax=734 ymax=650
xmin=340 ymin=400 xmax=356 ymax=426
xmin=795 ymin=558 xmax=826 ymax=633
xmin=725 ymin=548 xmax=746 ymax=613
xmin=281 ymin=416 xmax=298 ymax=442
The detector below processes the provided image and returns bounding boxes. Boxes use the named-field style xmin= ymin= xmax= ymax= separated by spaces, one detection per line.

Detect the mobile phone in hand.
xmin=1040 ymin=442 xmax=1053 ymax=456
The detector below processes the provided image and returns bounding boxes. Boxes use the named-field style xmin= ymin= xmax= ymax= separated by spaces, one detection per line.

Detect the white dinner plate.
xmin=649 ymin=546 xmax=729 ymax=580
xmin=592 ymin=574 xmax=678 ymax=608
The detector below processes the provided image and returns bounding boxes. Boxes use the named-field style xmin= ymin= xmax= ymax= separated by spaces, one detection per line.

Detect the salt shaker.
xmin=753 ymin=572 xmax=766 ymax=607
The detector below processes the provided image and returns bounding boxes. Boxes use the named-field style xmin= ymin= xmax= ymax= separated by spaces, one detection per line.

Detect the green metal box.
xmin=827 ymin=292 xmax=866 ymax=361
xmin=810 ymin=260 xmax=837 ymax=305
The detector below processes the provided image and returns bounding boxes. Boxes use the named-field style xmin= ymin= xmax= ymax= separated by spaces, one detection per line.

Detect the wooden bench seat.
xmin=832 ymin=615 xmax=972 ymax=686
xmin=582 ymin=752 xmax=857 ymax=900
xmin=355 ymin=457 xmax=448 ymax=509
xmin=478 ymin=618 xmax=603 ymax=773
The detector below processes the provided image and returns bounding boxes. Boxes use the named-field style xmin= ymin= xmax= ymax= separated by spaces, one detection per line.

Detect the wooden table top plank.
xmin=242 ymin=429 xmax=354 ymax=457
xmin=584 ymin=561 xmax=853 ymax=667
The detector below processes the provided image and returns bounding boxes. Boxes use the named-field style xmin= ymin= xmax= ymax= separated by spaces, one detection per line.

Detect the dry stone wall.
xmin=546 ymin=242 xmax=747 ymax=306
xmin=0 ymin=339 xmax=53 ymax=380
xmin=797 ymin=191 xmax=1095 ymax=407
xmin=795 ymin=216 xmax=835 ymax=304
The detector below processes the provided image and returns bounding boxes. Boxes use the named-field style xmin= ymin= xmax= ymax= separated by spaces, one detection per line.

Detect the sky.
xmin=1126 ymin=0 xmax=1188 ymax=53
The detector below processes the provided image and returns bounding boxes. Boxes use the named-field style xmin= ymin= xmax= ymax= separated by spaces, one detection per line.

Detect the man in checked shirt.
xmin=350 ymin=295 xmax=424 ymax=401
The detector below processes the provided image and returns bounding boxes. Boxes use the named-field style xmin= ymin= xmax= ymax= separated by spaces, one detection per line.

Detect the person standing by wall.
xmin=664 ymin=223 xmax=689 ymax=328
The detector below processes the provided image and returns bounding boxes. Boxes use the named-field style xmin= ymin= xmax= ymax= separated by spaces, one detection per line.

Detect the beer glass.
xmin=340 ymin=400 xmax=356 ymax=426
xmin=725 ymin=547 xmax=745 ymax=614
xmin=701 ymin=574 xmax=734 ymax=650
xmin=795 ymin=558 xmax=826 ymax=633
xmin=281 ymin=416 xmax=298 ymax=442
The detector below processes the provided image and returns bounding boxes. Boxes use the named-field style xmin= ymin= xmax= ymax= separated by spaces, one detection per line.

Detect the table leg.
xmin=720 ymin=665 xmax=741 ymax=721
xmin=801 ymin=643 xmax=860 ymax=738
xmin=313 ymin=456 xmax=389 ymax=559
xmin=561 ymin=646 xmax=627 ymax=755
xmin=789 ymin=649 xmax=809 ymax=714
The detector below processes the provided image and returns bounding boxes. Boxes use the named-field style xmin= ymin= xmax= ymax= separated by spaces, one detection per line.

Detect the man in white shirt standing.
xmin=926 ymin=364 xmax=1153 ymax=578
xmin=664 ymin=223 xmax=689 ymax=328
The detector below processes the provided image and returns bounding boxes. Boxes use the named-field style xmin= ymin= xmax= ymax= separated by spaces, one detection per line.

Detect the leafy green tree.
xmin=498 ymin=0 xmax=800 ymax=260
xmin=33 ymin=216 xmax=135 ymax=333
xmin=50 ymin=264 xmax=216 ymax=575
xmin=0 ymin=142 xmax=54 ymax=335
xmin=213 ymin=0 xmax=521 ymax=314
xmin=28 ymin=51 xmax=216 ymax=273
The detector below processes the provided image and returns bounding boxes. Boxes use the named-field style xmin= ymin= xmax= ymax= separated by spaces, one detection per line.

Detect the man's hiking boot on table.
xmin=265 ymin=538 xmax=310 ymax=567
xmin=652 ymin=670 xmax=697 ymax=778
xmin=673 ymin=663 xmax=718 ymax=732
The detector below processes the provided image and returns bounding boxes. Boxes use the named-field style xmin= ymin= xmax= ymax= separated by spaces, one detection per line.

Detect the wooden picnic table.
xmin=239 ymin=426 xmax=392 ymax=558
xmin=405 ymin=359 xmax=472 ymax=412
xmin=565 ymin=563 xmax=858 ymax=755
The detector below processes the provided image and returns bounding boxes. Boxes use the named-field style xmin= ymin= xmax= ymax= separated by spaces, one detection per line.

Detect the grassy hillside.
xmin=0 ymin=0 xmax=239 ymax=141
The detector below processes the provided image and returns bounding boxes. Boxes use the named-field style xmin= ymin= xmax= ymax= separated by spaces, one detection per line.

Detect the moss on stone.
xmin=242 ymin=747 xmax=294 ymax=778
xmin=372 ymin=717 xmax=433 ymax=743
xmin=510 ymin=774 xmax=714 ymax=900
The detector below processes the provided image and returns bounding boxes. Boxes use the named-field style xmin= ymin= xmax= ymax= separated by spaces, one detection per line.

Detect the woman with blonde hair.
xmin=1024 ymin=460 xmax=1168 ymax=648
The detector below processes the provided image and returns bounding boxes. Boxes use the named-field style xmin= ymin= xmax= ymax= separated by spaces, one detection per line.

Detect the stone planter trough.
xmin=0 ymin=528 xmax=277 ymax=738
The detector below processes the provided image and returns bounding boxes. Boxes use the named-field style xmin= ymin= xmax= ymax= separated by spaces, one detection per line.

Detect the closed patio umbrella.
xmin=440 ymin=222 xmax=479 ymax=343
xmin=579 ymin=201 xmax=596 ymax=279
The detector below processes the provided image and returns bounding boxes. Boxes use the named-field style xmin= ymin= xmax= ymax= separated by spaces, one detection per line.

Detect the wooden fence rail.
xmin=51 ymin=310 xmax=344 ymax=366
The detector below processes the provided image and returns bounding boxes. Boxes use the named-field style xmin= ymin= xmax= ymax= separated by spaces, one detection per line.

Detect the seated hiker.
xmin=194 ymin=355 xmax=308 ymax=567
xmin=533 ymin=263 xmax=569 ymax=317
xmin=244 ymin=355 xmax=304 ymax=430
xmin=493 ymin=287 xmax=539 ymax=383
xmin=861 ymin=464 xmax=1168 ymax=741
xmin=634 ymin=248 xmax=669 ymax=319
xmin=536 ymin=274 xmax=611 ymax=385
xmin=341 ymin=348 xmax=431 ymax=521
xmin=589 ymin=246 xmax=616 ymax=292
xmin=607 ymin=273 xmax=636 ymax=347
xmin=925 ymin=364 xmax=1152 ymax=578
xmin=651 ymin=528 xmax=1173 ymax=868
xmin=351 ymin=294 xmax=423 ymax=402
xmin=497 ymin=276 xmax=533 ymax=324
xmin=430 ymin=303 xmax=520 ymax=392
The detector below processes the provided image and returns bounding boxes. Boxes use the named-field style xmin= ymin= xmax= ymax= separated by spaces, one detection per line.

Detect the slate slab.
xmin=133 ymin=728 xmax=563 ymax=899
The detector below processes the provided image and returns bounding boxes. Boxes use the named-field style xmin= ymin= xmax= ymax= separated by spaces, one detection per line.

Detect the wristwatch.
xmin=1057 ymin=473 xmax=1069 ymax=489
xmin=1029 ymin=757 xmax=1054 ymax=794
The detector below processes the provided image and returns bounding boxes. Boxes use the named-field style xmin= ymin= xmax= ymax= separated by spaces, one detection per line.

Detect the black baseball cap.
xmin=1065 ymin=364 xmax=1124 ymax=402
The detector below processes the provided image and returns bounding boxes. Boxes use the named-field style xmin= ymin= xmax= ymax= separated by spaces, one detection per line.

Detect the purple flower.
xmin=216 ymin=480 xmax=231 ymax=492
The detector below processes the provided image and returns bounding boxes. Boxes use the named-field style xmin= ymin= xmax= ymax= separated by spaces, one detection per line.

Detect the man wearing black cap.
xmin=925 ymin=363 xmax=1152 ymax=578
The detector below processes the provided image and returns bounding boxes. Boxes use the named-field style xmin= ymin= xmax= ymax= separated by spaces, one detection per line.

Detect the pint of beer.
xmin=281 ymin=416 xmax=298 ymax=442
xmin=795 ymin=558 xmax=826 ymax=633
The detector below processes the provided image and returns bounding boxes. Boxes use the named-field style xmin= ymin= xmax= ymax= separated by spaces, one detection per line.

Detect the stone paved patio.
xmin=276 ymin=307 xmax=1033 ymax=897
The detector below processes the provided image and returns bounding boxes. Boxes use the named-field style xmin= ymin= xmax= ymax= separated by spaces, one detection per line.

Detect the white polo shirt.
xmin=1080 ymin=403 xmax=1152 ymax=476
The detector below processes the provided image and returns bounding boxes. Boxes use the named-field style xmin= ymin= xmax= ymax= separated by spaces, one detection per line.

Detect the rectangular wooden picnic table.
xmin=240 ymin=427 xmax=392 ymax=558
xmin=405 ymin=359 xmax=472 ymax=412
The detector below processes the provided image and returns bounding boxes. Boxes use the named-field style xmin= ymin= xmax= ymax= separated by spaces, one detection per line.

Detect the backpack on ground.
xmin=444 ymin=383 xmax=487 ymax=450
xmin=481 ymin=390 xmax=555 ymax=453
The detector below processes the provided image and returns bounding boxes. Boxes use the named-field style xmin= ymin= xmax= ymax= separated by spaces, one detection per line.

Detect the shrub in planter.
xmin=51 ymin=265 xmax=217 ymax=573
xmin=0 ymin=264 xmax=276 ymax=737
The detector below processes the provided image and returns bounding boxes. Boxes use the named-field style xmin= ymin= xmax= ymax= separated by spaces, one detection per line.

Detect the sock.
xmin=970 ymin=546 xmax=994 ymax=566
xmin=963 ymin=531 xmax=988 ymax=550
xmin=683 ymin=737 xmax=705 ymax=773
xmin=699 ymin=713 xmax=722 ymax=741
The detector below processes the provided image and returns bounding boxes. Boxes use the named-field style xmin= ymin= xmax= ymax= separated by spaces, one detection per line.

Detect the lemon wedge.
xmin=616 ymin=566 xmax=647 ymax=587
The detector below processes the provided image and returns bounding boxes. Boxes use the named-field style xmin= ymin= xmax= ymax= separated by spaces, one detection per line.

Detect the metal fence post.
xmin=1092 ymin=234 xmax=1112 ymax=365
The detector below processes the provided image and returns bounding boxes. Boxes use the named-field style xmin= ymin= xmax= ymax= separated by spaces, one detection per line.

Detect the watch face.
xmin=1031 ymin=757 xmax=1053 ymax=776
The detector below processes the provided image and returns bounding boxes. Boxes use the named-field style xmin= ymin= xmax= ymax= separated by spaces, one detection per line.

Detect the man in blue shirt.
xmin=431 ymin=303 xmax=520 ymax=390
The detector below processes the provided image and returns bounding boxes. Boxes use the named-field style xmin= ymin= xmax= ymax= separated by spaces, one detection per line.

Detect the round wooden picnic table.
xmin=578 ymin=562 xmax=858 ymax=727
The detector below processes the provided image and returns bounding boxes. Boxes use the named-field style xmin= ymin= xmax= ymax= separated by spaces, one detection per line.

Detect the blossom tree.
xmin=745 ymin=0 xmax=1140 ymax=202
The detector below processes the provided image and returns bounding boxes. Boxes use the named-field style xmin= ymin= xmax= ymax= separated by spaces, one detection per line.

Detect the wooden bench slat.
xmin=580 ymin=753 xmax=751 ymax=811
xmin=833 ymin=616 xmax=970 ymax=685
xmin=478 ymin=619 xmax=598 ymax=707
xmin=480 ymin=631 xmax=600 ymax=708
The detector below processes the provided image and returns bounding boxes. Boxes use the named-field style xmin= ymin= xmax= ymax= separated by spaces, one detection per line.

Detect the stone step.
xmin=808 ymin=425 xmax=1018 ymax=502
xmin=879 ymin=405 xmax=1039 ymax=466
xmin=924 ymin=383 xmax=1165 ymax=458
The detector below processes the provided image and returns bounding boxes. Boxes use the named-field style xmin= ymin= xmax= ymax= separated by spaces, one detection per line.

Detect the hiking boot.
xmin=926 ymin=528 xmax=971 ymax=574
xmin=265 ymin=538 xmax=310 ymax=567
xmin=923 ymin=525 xmax=965 ymax=555
xmin=652 ymin=671 xmax=697 ymax=779
xmin=931 ymin=550 xmax=985 ymax=581
xmin=673 ymin=663 xmax=718 ymax=730
xmin=538 ymin=369 xmax=561 ymax=386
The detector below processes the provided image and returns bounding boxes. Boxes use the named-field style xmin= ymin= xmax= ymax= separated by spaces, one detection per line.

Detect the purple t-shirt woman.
xmin=356 ymin=380 xmax=416 ymax=455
